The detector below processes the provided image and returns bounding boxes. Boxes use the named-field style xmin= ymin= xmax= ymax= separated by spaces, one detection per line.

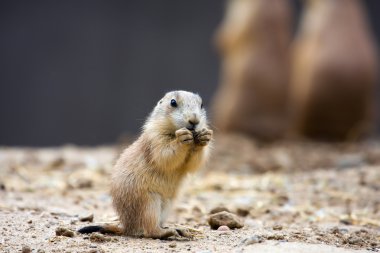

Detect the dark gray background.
xmin=1 ymin=0 xmax=379 ymax=146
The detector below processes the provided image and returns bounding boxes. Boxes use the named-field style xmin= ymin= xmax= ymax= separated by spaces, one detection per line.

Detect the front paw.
xmin=175 ymin=128 xmax=194 ymax=144
xmin=194 ymin=128 xmax=213 ymax=146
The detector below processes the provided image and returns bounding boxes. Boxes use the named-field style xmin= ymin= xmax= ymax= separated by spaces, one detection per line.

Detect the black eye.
xmin=170 ymin=99 xmax=177 ymax=107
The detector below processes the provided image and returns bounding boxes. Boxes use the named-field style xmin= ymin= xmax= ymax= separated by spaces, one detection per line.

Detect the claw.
xmin=193 ymin=128 xmax=213 ymax=146
xmin=176 ymin=228 xmax=192 ymax=238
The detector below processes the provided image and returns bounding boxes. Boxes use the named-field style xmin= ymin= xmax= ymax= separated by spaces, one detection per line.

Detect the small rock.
xmin=76 ymin=178 xmax=93 ymax=189
xmin=79 ymin=214 xmax=94 ymax=222
xmin=217 ymin=225 xmax=230 ymax=231
xmin=37 ymin=249 xmax=45 ymax=253
xmin=169 ymin=242 xmax=176 ymax=248
xmin=67 ymin=172 xmax=94 ymax=189
xmin=87 ymin=250 xmax=97 ymax=253
xmin=346 ymin=235 xmax=364 ymax=245
xmin=192 ymin=206 xmax=204 ymax=218
xmin=192 ymin=205 xmax=202 ymax=212
xmin=49 ymin=157 xmax=65 ymax=168
xmin=276 ymin=195 xmax=289 ymax=206
xmin=336 ymin=154 xmax=364 ymax=169
xmin=266 ymin=233 xmax=285 ymax=240
xmin=88 ymin=249 xmax=105 ymax=253
xmin=90 ymin=232 xmax=111 ymax=243
xmin=330 ymin=226 xmax=340 ymax=234
xmin=340 ymin=217 xmax=353 ymax=225
xmin=272 ymin=224 xmax=283 ymax=230
xmin=242 ymin=235 xmax=264 ymax=245
xmin=22 ymin=245 xmax=31 ymax=253
xmin=209 ymin=206 xmax=230 ymax=215
xmin=236 ymin=207 xmax=250 ymax=217
xmin=27 ymin=220 xmax=32 ymax=224
xmin=208 ymin=211 xmax=244 ymax=230
xmin=55 ymin=226 xmax=75 ymax=237
xmin=330 ymin=226 xmax=349 ymax=235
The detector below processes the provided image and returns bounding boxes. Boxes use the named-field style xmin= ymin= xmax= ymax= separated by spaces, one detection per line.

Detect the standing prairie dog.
xmin=78 ymin=91 xmax=212 ymax=239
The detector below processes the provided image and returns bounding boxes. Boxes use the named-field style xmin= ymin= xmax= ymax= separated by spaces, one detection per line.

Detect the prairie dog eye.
xmin=170 ymin=99 xmax=177 ymax=108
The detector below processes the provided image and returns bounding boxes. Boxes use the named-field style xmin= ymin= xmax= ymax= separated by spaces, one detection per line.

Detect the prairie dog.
xmin=289 ymin=0 xmax=378 ymax=140
xmin=212 ymin=0 xmax=292 ymax=141
xmin=78 ymin=91 xmax=212 ymax=239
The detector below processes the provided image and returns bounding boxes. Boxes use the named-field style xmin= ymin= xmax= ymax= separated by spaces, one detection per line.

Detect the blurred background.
xmin=1 ymin=0 xmax=380 ymax=146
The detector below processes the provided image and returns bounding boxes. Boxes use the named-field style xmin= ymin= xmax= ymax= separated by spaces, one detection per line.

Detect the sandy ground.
xmin=0 ymin=134 xmax=379 ymax=253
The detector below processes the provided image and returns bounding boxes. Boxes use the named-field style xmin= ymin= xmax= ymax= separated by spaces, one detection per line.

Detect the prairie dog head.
xmin=144 ymin=91 xmax=208 ymax=134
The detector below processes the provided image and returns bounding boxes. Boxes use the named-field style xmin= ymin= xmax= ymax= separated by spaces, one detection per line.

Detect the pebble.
xmin=208 ymin=211 xmax=244 ymax=230
xmin=330 ymin=226 xmax=349 ymax=235
xmin=192 ymin=205 xmax=203 ymax=214
xmin=79 ymin=213 xmax=94 ymax=222
xmin=340 ymin=217 xmax=353 ymax=225
xmin=90 ymin=232 xmax=111 ymax=243
xmin=217 ymin=225 xmax=230 ymax=231
xmin=272 ymin=224 xmax=283 ymax=230
xmin=68 ymin=178 xmax=93 ymax=189
xmin=21 ymin=245 xmax=31 ymax=253
xmin=209 ymin=206 xmax=230 ymax=214
xmin=169 ymin=242 xmax=177 ymax=248
xmin=77 ymin=178 xmax=93 ymax=188
xmin=336 ymin=154 xmax=365 ymax=169
xmin=347 ymin=235 xmax=364 ymax=245
xmin=49 ymin=157 xmax=65 ymax=168
xmin=88 ymin=249 xmax=105 ymax=253
xmin=330 ymin=226 xmax=341 ymax=234
xmin=236 ymin=207 xmax=250 ymax=217
xmin=55 ymin=226 xmax=75 ymax=237
xmin=266 ymin=233 xmax=285 ymax=240
xmin=242 ymin=235 xmax=264 ymax=245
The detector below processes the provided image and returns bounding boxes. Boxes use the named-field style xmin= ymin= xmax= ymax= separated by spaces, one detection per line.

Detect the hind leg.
xmin=161 ymin=199 xmax=192 ymax=238
xmin=142 ymin=194 xmax=179 ymax=239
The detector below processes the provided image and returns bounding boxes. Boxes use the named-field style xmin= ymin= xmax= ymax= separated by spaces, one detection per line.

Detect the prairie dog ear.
xmin=158 ymin=100 xmax=163 ymax=105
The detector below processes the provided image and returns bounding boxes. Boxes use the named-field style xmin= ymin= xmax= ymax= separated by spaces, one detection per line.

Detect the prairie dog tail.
xmin=77 ymin=224 xmax=123 ymax=235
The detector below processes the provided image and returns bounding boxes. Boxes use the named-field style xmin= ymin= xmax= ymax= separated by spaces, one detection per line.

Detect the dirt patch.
xmin=0 ymin=135 xmax=379 ymax=252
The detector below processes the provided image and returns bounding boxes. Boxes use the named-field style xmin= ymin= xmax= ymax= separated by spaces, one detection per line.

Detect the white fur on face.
xmin=152 ymin=91 xmax=207 ymax=132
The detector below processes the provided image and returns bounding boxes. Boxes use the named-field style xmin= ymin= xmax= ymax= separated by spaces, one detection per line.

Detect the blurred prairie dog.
xmin=212 ymin=0 xmax=292 ymax=141
xmin=78 ymin=91 xmax=212 ymax=239
xmin=290 ymin=0 xmax=378 ymax=140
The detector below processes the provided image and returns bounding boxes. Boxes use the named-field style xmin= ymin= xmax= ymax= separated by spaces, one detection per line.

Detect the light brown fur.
xmin=110 ymin=91 xmax=212 ymax=239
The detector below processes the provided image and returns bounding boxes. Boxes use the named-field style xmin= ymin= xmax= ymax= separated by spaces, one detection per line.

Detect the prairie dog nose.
xmin=188 ymin=118 xmax=199 ymax=126
xmin=187 ymin=115 xmax=200 ymax=130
